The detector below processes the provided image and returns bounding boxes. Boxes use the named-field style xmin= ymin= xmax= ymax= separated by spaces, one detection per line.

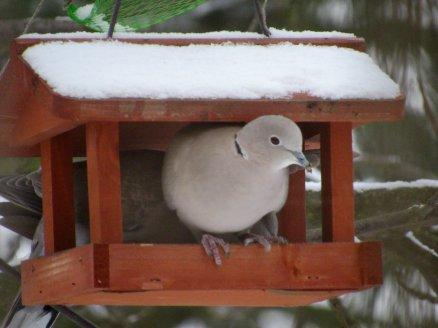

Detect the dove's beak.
xmin=291 ymin=151 xmax=312 ymax=172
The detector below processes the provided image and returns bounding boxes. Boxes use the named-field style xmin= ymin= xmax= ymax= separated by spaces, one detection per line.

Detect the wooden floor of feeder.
xmin=0 ymin=34 xmax=403 ymax=307
xmin=21 ymin=242 xmax=381 ymax=307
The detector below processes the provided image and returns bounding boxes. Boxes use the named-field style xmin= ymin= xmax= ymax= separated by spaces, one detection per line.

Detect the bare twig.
xmin=108 ymin=0 xmax=122 ymax=38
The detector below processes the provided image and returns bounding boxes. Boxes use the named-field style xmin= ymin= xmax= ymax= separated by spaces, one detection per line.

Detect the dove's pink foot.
xmin=242 ymin=233 xmax=288 ymax=252
xmin=201 ymin=234 xmax=230 ymax=266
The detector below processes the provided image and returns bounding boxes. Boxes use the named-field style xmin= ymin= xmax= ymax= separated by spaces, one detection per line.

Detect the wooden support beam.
xmin=320 ymin=122 xmax=355 ymax=242
xmin=40 ymin=132 xmax=75 ymax=255
xmin=86 ymin=122 xmax=123 ymax=244
xmin=21 ymin=242 xmax=382 ymax=306
xmin=279 ymin=169 xmax=306 ymax=242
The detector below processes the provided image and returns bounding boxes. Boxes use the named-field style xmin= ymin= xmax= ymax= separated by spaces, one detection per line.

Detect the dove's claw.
xmin=241 ymin=233 xmax=288 ymax=252
xmin=201 ymin=234 xmax=230 ymax=266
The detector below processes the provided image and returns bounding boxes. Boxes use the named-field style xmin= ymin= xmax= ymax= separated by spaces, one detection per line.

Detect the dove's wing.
xmin=0 ymin=175 xmax=42 ymax=216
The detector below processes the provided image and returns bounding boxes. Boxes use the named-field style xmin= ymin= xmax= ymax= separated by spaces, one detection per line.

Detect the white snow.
xmin=75 ymin=4 xmax=94 ymax=20
xmin=0 ymin=196 xmax=7 ymax=202
xmin=306 ymin=179 xmax=438 ymax=192
xmin=19 ymin=28 xmax=356 ymax=40
xmin=405 ymin=231 xmax=438 ymax=258
xmin=22 ymin=40 xmax=400 ymax=100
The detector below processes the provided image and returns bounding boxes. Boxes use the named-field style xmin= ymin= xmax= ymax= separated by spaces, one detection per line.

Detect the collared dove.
xmin=162 ymin=115 xmax=311 ymax=265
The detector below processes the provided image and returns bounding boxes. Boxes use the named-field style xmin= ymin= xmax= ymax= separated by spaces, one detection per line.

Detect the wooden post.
xmin=320 ymin=122 xmax=354 ymax=242
xmin=86 ymin=122 xmax=123 ymax=244
xmin=41 ymin=132 xmax=75 ymax=255
xmin=279 ymin=169 xmax=306 ymax=243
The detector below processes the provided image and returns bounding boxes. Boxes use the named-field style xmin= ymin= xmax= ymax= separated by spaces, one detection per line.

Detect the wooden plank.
xmin=0 ymin=53 xmax=30 ymax=120
xmin=86 ymin=122 xmax=123 ymax=244
xmin=10 ymin=61 xmax=79 ymax=148
xmin=21 ymin=242 xmax=381 ymax=306
xmin=40 ymin=132 xmax=75 ymax=255
xmin=358 ymin=242 xmax=383 ymax=287
xmin=63 ymin=289 xmax=350 ymax=307
xmin=13 ymin=36 xmax=367 ymax=55
xmin=320 ymin=123 xmax=355 ymax=242
xmin=55 ymin=95 xmax=405 ymax=124
xmin=279 ymin=170 xmax=306 ymax=242
xmin=21 ymin=245 xmax=103 ymax=305
xmin=107 ymin=243 xmax=378 ymax=291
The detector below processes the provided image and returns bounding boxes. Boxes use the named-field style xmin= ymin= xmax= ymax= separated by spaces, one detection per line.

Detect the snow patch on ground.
xmin=405 ymin=231 xmax=438 ymax=258
xmin=22 ymin=40 xmax=399 ymax=100
xmin=20 ymin=28 xmax=356 ymax=39
xmin=306 ymin=179 xmax=438 ymax=192
xmin=0 ymin=196 xmax=7 ymax=202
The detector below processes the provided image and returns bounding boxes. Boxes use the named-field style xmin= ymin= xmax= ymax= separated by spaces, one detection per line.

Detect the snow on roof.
xmin=22 ymin=40 xmax=400 ymax=100
xmin=306 ymin=179 xmax=438 ymax=192
xmin=20 ymin=28 xmax=356 ymax=40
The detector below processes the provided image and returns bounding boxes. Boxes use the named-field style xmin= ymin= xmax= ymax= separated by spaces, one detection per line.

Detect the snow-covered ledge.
xmin=21 ymin=39 xmax=400 ymax=100
xmin=19 ymin=28 xmax=357 ymax=40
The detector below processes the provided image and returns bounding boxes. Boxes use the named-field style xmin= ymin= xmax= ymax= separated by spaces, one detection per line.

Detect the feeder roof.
xmin=0 ymin=32 xmax=404 ymax=156
xmin=22 ymin=41 xmax=400 ymax=101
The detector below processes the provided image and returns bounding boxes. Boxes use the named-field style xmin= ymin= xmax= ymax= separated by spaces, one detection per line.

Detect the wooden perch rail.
xmin=21 ymin=242 xmax=382 ymax=306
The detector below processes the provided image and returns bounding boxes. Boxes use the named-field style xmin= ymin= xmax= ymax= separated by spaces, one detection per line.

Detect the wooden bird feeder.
xmin=0 ymin=33 xmax=404 ymax=307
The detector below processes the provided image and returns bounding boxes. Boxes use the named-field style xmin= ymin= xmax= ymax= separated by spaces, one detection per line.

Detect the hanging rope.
xmin=107 ymin=0 xmax=122 ymax=38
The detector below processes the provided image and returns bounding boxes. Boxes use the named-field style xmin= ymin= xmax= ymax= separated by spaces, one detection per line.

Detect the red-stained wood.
xmin=10 ymin=61 xmax=79 ymax=148
xmin=12 ymin=36 xmax=367 ymax=55
xmin=21 ymin=242 xmax=382 ymax=306
xmin=279 ymin=170 xmax=307 ymax=242
xmin=320 ymin=122 xmax=355 ymax=242
xmin=21 ymin=245 xmax=101 ymax=305
xmin=0 ymin=55 xmax=30 ymax=120
xmin=0 ymin=37 xmax=405 ymax=151
xmin=107 ymin=243 xmax=377 ymax=291
xmin=55 ymin=95 xmax=405 ymax=124
xmin=86 ymin=122 xmax=123 ymax=244
xmin=40 ymin=132 xmax=75 ymax=255
xmin=63 ymin=289 xmax=349 ymax=307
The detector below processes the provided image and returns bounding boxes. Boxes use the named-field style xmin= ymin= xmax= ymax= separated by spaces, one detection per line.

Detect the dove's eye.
xmin=270 ymin=136 xmax=281 ymax=145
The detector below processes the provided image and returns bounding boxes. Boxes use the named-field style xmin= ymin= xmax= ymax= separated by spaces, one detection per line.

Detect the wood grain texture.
xmin=54 ymin=95 xmax=405 ymax=124
xmin=21 ymin=245 xmax=102 ymax=305
xmin=63 ymin=289 xmax=350 ymax=307
xmin=40 ymin=132 xmax=75 ymax=255
xmin=279 ymin=170 xmax=307 ymax=242
xmin=86 ymin=122 xmax=123 ymax=244
xmin=10 ymin=60 xmax=79 ymax=148
xmin=320 ymin=123 xmax=355 ymax=242
xmin=21 ymin=242 xmax=381 ymax=306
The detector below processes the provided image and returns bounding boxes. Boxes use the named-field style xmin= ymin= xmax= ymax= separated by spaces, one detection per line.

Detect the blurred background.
xmin=0 ymin=0 xmax=437 ymax=327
